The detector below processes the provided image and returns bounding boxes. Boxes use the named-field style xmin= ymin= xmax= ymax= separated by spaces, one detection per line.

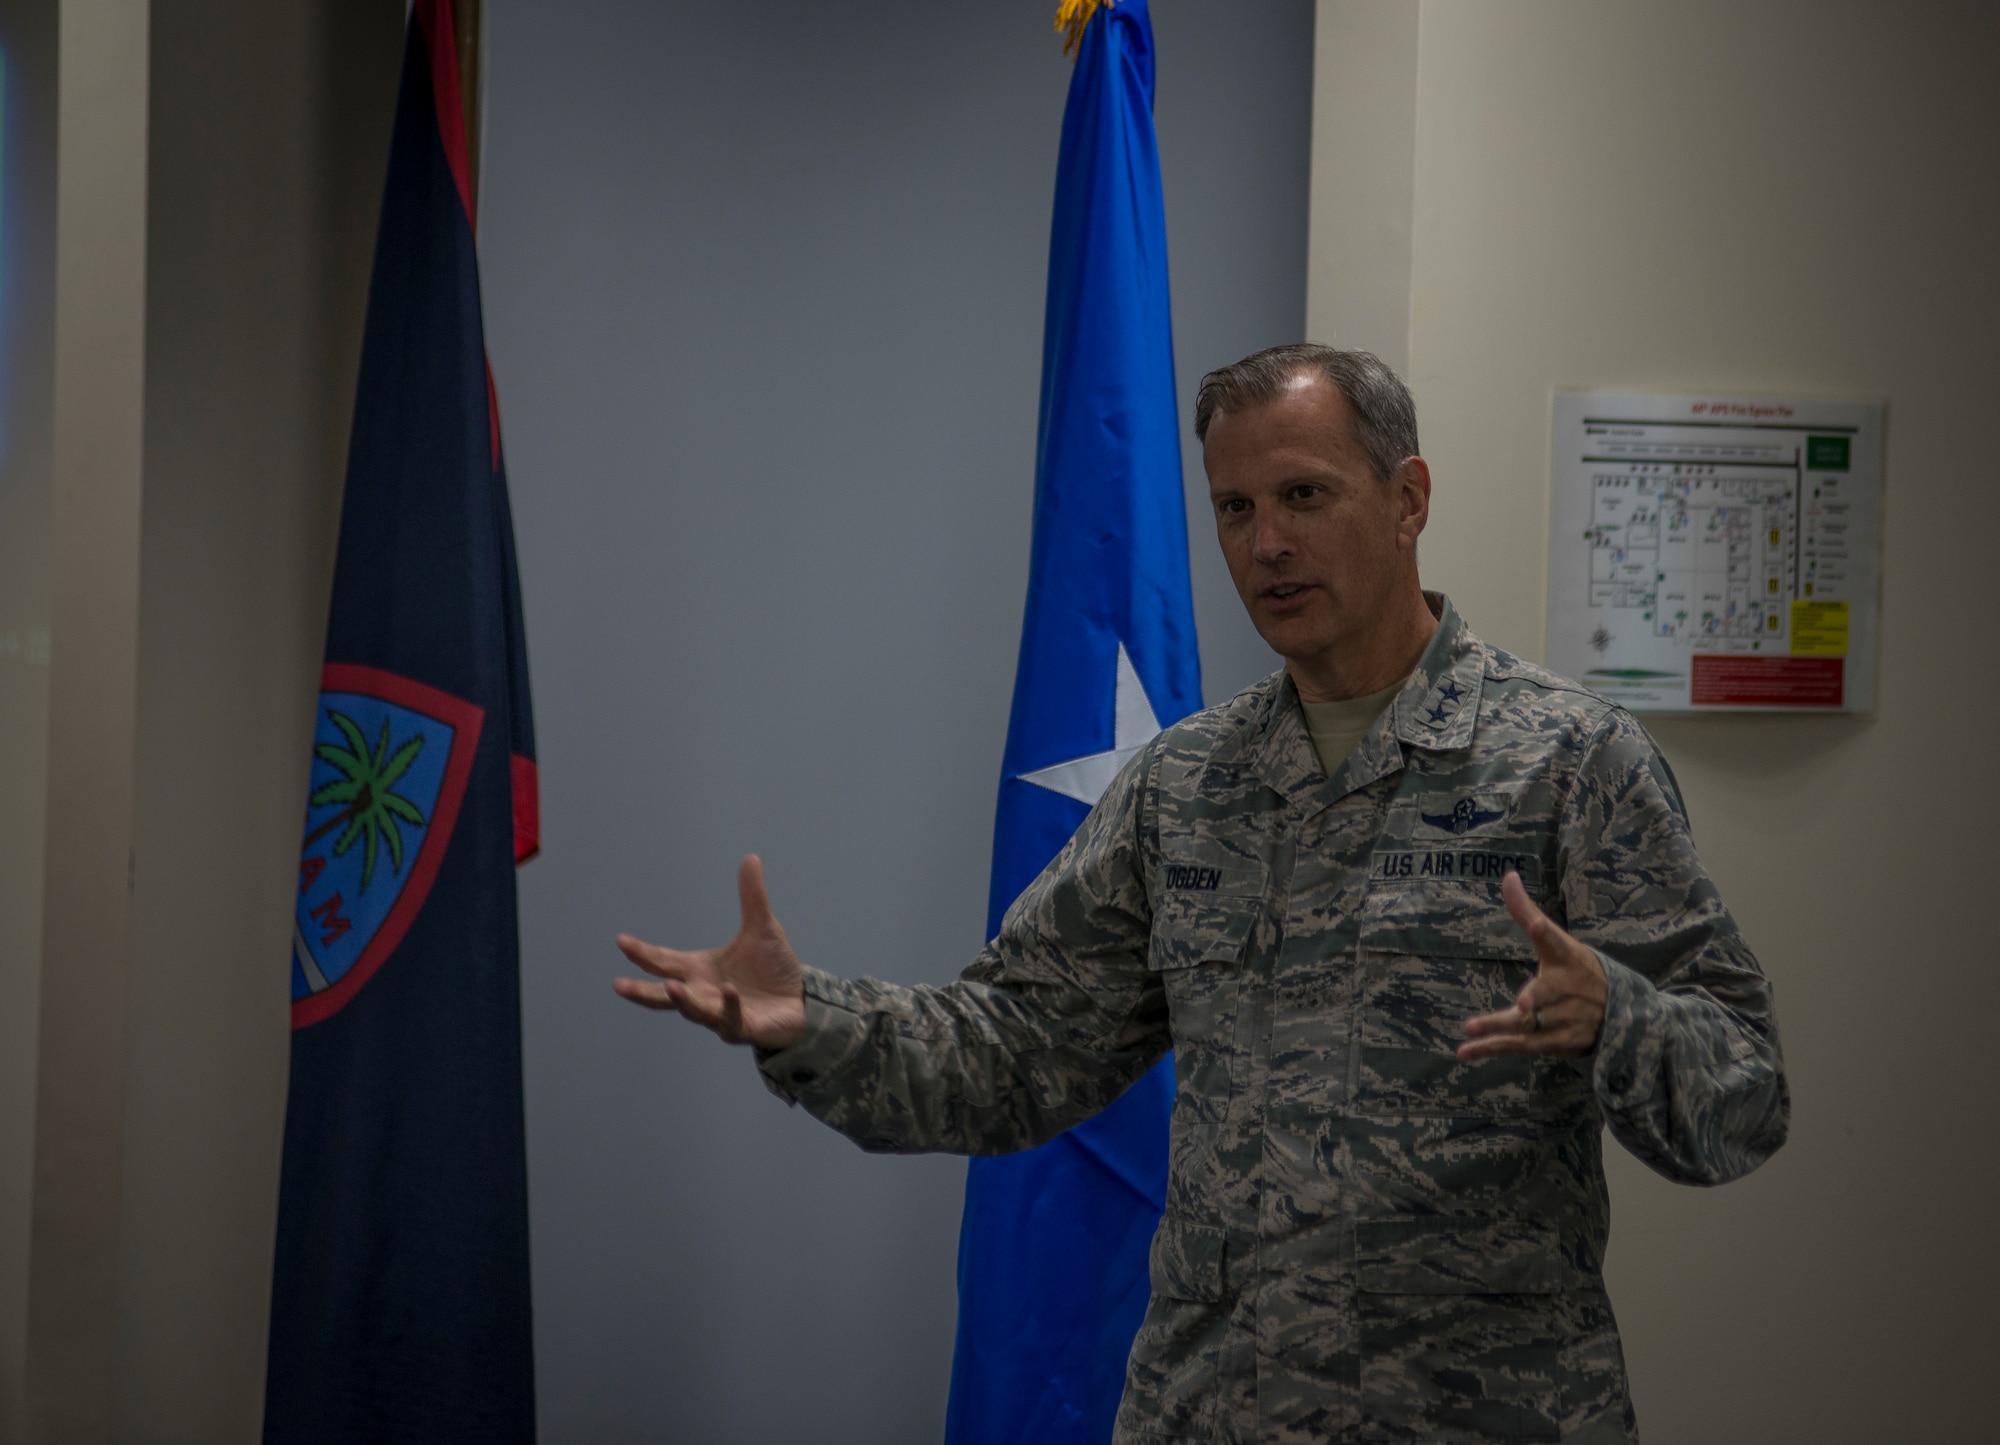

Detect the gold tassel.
xmin=1054 ymin=0 xmax=1118 ymax=57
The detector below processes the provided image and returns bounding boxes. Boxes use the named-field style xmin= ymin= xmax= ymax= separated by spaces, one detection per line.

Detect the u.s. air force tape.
xmin=1372 ymin=849 xmax=1541 ymax=886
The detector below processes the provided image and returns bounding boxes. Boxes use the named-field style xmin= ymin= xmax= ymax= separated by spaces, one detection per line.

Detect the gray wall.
xmin=476 ymin=3 xmax=1312 ymax=1441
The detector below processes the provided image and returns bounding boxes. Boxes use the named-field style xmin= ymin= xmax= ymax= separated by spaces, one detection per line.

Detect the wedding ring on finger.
xmin=1532 ymin=1007 xmax=1548 ymax=1032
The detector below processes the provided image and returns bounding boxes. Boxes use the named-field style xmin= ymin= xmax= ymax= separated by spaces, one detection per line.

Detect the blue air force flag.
xmin=264 ymin=3 xmax=538 ymax=1441
xmin=945 ymin=3 xmax=1202 ymax=1441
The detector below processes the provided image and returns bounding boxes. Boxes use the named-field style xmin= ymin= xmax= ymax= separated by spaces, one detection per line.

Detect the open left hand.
xmin=1459 ymin=870 xmax=1607 ymax=1060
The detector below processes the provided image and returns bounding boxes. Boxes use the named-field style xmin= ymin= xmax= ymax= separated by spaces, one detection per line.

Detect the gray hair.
xmin=1193 ymin=343 xmax=1419 ymax=483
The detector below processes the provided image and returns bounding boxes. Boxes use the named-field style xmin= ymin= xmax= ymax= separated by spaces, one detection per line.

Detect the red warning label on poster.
xmin=1690 ymin=655 xmax=1844 ymax=708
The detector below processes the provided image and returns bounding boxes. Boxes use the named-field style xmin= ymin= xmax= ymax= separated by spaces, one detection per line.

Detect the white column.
xmin=21 ymin=0 xmax=150 ymax=1439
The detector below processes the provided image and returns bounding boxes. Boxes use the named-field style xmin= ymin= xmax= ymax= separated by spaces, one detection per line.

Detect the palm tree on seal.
xmin=305 ymin=710 xmax=428 ymax=892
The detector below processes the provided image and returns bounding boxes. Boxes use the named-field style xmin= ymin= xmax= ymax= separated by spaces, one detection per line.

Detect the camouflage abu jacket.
xmin=758 ymin=596 xmax=1788 ymax=1444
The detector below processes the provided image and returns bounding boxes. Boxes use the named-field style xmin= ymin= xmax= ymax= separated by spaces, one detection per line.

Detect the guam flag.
xmin=263 ymin=3 xmax=538 ymax=1441
xmin=946 ymin=3 xmax=1201 ymax=1441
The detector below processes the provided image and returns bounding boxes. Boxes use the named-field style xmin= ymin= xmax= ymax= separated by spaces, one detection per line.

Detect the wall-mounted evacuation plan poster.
xmin=1547 ymin=391 xmax=1882 ymax=714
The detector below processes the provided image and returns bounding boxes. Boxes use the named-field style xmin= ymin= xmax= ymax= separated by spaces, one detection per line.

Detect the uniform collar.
xmin=1389 ymin=593 xmax=1483 ymax=753
xmin=1245 ymin=593 xmax=1485 ymax=805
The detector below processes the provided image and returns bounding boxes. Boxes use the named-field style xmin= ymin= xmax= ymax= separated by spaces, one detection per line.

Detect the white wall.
xmin=1313 ymin=3 xmax=1997 ymax=1439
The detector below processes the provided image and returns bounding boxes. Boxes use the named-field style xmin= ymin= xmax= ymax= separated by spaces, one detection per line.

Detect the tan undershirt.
xmin=1299 ymin=675 xmax=1408 ymax=778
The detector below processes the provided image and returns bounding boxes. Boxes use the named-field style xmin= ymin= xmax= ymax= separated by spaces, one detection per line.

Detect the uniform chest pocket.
xmin=1148 ymin=887 xmax=1259 ymax=1057
xmin=1353 ymin=882 xmax=1543 ymax=1118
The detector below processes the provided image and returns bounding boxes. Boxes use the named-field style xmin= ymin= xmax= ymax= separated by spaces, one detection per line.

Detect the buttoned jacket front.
xmin=762 ymin=597 xmax=1787 ymax=1444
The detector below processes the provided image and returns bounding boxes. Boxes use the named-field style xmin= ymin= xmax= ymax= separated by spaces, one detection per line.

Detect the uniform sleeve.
xmin=751 ymin=747 xmax=1171 ymax=1156
xmin=1557 ymin=709 xmax=1789 ymax=1185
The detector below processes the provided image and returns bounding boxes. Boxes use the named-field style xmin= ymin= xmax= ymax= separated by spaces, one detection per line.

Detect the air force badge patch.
xmin=1418 ymin=793 xmax=1509 ymax=837
xmin=291 ymin=663 xmax=484 ymax=1028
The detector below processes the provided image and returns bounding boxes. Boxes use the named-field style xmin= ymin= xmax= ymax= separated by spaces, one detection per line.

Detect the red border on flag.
xmin=293 ymin=663 xmax=485 ymax=1029
xmin=413 ymin=0 xmax=476 ymax=228
xmin=511 ymin=752 xmax=539 ymax=863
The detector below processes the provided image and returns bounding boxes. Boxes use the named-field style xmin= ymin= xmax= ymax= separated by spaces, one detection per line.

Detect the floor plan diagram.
xmin=1548 ymin=393 xmax=1881 ymax=713
xmin=1590 ymin=469 xmax=1794 ymax=641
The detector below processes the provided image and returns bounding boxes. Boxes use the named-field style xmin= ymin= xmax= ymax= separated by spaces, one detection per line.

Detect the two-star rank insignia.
xmin=1420 ymin=679 xmax=1466 ymax=730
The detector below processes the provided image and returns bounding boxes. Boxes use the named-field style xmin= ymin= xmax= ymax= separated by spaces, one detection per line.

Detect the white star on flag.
xmin=1018 ymin=643 xmax=1163 ymax=805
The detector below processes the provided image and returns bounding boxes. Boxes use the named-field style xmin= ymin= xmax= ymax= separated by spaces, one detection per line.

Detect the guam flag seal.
xmin=290 ymin=664 xmax=482 ymax=1028
xmin=263 ymin=4 xmax=538 ymax=1442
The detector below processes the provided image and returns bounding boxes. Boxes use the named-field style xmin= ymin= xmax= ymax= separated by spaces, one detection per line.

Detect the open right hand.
xmin=613 ymin=854 xmax=807 ymax=1049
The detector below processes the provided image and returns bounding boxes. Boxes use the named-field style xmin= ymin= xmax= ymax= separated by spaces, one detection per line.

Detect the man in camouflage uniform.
xmin=615 ymin=345 xmax=1788 ymax=1443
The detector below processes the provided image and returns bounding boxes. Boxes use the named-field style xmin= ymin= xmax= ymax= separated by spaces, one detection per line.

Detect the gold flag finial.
xmin=1054 ymin=0 xmax=1117 ymax=57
